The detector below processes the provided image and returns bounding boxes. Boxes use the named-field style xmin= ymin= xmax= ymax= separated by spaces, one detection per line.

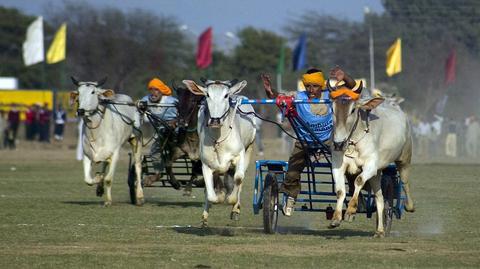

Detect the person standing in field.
xmin=24 ymin=105 xmax=35 ymax=141
xmin=445 ymin=118 xmax=458 ymax=157
xmin=54 ymin=104 xmax=67 ymax=141
xmin=38 ymin=103 xmax=51 ymax=143
xmin=465 ymin=116 xmax=480 ymax=158
xmin=6 ymin=104 xmax=20 ymax=149
xmin=0 ymin=110 xmax=6 ymax=149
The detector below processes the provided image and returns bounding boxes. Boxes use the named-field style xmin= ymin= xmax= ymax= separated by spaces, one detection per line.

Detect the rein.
xmin=182 ymin=102 xmax=201 ymax=133
xmin=205 ymin=98 xmax=241 ymax=149
xmin=333 ymin=108 xmax=370 ymax=151
xmin=82 ymin=106 xmax=106 ymax=130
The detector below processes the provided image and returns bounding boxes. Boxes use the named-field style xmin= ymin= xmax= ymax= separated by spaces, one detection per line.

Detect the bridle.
xmin=202 ymin=79 xmax=239 ymax=127
xmin=327 ymin=79 xmax=369 ymax=151
xmin=78 ymin=97 xmax=107 ymax=130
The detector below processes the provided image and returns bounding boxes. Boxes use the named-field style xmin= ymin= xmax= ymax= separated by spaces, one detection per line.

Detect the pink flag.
xmin=445 ymin=49 xmax=456 ymax=85
xmin=196 ymin=27 xmax=212 ymax=69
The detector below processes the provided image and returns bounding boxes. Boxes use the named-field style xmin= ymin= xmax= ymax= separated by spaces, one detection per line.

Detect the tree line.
xmin=1 ymin=0 xmax=479 ymax=119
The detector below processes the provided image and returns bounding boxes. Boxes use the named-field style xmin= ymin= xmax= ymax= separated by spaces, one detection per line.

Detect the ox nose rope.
xmin=333 ymin=109 xmax=371 ymax=152
xmin=205 ymin=97 xmax=241 ymax=149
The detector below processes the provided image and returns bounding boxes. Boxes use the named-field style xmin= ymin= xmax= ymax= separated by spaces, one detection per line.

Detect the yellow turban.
xmin=302 ymin=71 xmax=326 ymax=89
xmin=148 ymin=78 xmax=172 ymax=96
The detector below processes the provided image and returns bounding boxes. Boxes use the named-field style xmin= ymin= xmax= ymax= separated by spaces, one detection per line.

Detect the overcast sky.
xmin=1 ymin=0 xmax=384 ymax=36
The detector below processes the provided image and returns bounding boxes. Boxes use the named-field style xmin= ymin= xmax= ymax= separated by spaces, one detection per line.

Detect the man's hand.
xmin=261 ymin=73 xmax=275 ymax=98
xmin=136 ymin=100 xmax=148 ymax=112
xmin=329 ymin=65 xmax=356 ymax=89
xmin=329 ymin=66 xmax=345 ymax=82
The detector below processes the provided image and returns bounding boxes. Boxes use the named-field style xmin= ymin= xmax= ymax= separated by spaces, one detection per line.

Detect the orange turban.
xmin=302 ymin=71 xmax=326 ymax=89
xmin=148 ymin=78 xmax=172 ymax=96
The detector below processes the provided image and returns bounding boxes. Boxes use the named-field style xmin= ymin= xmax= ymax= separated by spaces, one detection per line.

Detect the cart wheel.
xmin=127 ymin=164 xmax=137 ymax=205
xmin=382 ymin=175 xmax=395 ymax=236
xmin=263 ymin=173 xmax=279 ymax=234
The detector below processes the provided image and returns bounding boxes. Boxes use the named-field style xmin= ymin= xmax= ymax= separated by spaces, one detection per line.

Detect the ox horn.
xmin=352 ymin=80 xmax=363 ymax=94
xmin=71 ymin=76 xmax=80 ymax=86
xmin=171 ymin=80 xmax=179 ymax=93
xmin=229 ymin=79 xmax=239 ymax=87
xmin=97 ymin=77 xmax=108 ymax=87
xmin=326 ymin=79 xmax=337 ymax=91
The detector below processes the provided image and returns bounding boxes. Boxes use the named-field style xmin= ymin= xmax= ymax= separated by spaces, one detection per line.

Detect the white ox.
xmin=329 ymin=81 xmax=415 ymax=237
xmin=183 ymin=79 xmax=256 ymax=226
xmin=70 ymin=77 xmax=144 ymax=206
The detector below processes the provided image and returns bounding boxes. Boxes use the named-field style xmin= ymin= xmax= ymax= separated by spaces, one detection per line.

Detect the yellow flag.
xmin=46 ymin=23 xmax=67 ymax=64
xmin=386 ymin=38 xmax=402 ymax=77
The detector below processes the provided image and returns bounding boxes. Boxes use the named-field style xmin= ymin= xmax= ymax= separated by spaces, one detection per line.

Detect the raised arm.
xmin=329 ymin=66 xmax=356 ymax=89
xmin=261 ymin=73 xmax=278 ymax=98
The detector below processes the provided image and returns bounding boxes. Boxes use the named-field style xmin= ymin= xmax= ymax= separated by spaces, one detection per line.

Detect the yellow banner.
xmin=0 ymin=90 xmax=53 ymax=120
xmin=46 ymin=23 xmax=67 ymax=64
xmin=386 ymin=38 xmax=402 ymax=77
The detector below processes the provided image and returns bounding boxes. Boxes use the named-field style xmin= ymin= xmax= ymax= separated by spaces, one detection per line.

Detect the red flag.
xmin=196 ymin=27 xmax=212 ymax=69
xmin=445 ymin=49 xmax=456 ymax=85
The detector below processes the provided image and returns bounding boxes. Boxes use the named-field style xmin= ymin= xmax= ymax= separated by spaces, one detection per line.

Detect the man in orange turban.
xmin=261 ymin=66 xmax=356 ymax=217
xmin=141 ymin=78 xmax=180 ymax=189
xmin=148 ymin=78 xmax=172 ymax=97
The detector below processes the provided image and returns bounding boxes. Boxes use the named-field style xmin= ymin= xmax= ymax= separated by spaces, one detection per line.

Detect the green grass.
xmin=1 ymin=149 xmax=480 ymax=268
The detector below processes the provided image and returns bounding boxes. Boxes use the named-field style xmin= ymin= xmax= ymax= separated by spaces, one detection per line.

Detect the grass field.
xmin=1 ymin=140 xmax=480 ymax=268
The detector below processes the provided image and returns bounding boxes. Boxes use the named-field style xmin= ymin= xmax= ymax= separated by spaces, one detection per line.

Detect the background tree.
xmin=47 ymin=1 xmax=192 ymax=97
xmin=0 ymin=7 xmax=54 ymax=89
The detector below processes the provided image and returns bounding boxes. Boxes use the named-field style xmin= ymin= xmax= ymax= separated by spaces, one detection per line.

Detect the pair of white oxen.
xmin=71 ymin=78 xmax=414 ymax=237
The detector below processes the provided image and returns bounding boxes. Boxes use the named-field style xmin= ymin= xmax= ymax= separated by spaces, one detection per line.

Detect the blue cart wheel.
xmin=263 ymin=173 xmax=279 ymax=234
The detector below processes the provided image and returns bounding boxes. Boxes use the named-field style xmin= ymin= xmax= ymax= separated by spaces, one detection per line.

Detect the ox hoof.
xmin=374 ymin=231 xmax=385 ymax=238
xmin=183 ymin=189 xmax=192 ymax=197
xmin=344 ymin=213 xmax=356 ymax=223
xmin=201 ymin=220 xmax=208 ymax=228
xmin=103 ymin=201 xmax=112 ymax=207
xmin=135 ymin=197 xmax=145 ymax=206
xmin=230 ymin=212 xmax=240 ymax=221
xmin=328 ymin=220 xmax=341 ymax=229
xmin=96 ymin=184 xmax=104 ymax=197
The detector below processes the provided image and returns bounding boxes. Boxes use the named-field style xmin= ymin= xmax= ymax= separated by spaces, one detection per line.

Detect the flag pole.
xmin=276 ymin=73 xmax=282 ymax=92
xmin=276 ymin=44 xmax=285 ymax=92
xmin=365 ymin=7 xmax=375 ymax=92
xmin=369 ymin=24 xmax=375 ymax=91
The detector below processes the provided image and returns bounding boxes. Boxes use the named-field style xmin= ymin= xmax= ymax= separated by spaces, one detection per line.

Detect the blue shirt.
xmin=141 ymin=94 xmax=178 ymax=121
xmin=295 ymin=91 xmax=333 ymax=142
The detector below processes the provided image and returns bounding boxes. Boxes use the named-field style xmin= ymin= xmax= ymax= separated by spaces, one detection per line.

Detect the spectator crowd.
xmin=0 ymin=103 xmax=67 ymax=149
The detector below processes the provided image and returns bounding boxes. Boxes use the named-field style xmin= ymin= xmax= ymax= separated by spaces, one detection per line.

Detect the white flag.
xmin=23 ymin=16 xmax=44 ymax=66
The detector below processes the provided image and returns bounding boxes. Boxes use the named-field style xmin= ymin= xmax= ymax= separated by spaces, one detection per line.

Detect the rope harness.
xmin=332 ymin=108 xmax=370 ymax=152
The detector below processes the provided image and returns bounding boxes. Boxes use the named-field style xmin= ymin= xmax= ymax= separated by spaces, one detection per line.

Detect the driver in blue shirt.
xmin=261 ymin=67 xmax=356 ymax=216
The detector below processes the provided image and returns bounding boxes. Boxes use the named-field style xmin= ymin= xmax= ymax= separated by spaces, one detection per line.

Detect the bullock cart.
xmin=126 ymin=101 xmax=203 ymax=204
xmin=238 ymin=97 xmax=407 ymax=235
xmin=96 ymin=98 xmax=202 ymax=204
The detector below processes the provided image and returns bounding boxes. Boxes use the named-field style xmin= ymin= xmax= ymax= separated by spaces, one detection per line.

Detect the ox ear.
xmin=69 ymin=91 xmax=79 ymax=106
xmin=229 ymin=80 xmax=247 ymax=95
xmin=358 ymin=97 xmax=384 ymax=110
xmin=100 ymin=89 xmax=115 ymax=99
xmin=182 ymin=80 xmax=206 ymax=96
